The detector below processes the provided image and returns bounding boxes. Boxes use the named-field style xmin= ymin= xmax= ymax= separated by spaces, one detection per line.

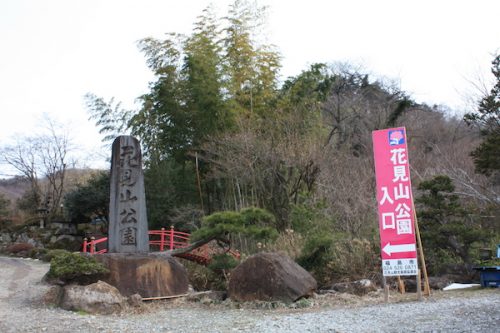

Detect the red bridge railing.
xmin=82 ymin=226 xmax=240 ymax=265
xmin=148 ymin=226 xmax=191 ymax=251
xmin=82 ymin=236 xmax=108 ymax=254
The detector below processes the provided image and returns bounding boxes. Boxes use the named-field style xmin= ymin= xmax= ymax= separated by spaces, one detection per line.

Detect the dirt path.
xmin=1 ymin=257 xmax=32 ymax=298
xmin=0 ymin=256 xmax=499 ymax=332
xmin=0 ymin=257 xmax=49 ymax=303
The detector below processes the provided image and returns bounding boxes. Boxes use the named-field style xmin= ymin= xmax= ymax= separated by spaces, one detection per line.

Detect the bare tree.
xmin=1 ymin=117 xmax=73 ymax=220
xmin=201 ymin=117 xmax=322 ymax=231
xmin=39 ymin=119 xmax=70 ymax=217
xmin=322 ymin=66 xmax=410 ymax=154
xmin=2 ymin=137 xmax=43 ymax=213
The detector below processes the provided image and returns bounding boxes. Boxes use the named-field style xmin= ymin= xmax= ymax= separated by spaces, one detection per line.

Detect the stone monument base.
xmin=94 ymin=253 xmax=189 ymax=298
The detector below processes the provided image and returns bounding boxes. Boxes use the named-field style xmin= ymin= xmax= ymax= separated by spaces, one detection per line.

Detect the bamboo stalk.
xmin=195 ymin=153 xmax=204 ymax=212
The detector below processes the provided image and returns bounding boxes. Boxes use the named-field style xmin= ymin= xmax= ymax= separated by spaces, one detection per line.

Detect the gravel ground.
xmin=0 ymin=256 xmax=499 ymax=333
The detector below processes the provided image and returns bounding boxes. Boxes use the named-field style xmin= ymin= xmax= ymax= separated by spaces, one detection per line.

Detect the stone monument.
xmin=97 ymin=135 xmax=189 ymax=298
xmin=108 ymin=136 xmax=149 ymax=253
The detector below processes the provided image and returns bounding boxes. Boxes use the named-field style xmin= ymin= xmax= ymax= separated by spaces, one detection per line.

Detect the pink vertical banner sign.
xmin=372 ymin=127 xmax=418 ymax=276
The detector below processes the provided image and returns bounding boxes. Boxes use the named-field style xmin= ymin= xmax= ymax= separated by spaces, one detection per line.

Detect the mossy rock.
xmin=46 ymin=251 xmax=109 ymax=285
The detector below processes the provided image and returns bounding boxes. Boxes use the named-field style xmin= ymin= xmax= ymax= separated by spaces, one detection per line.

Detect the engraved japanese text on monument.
xmin=109 ymin=136 xmax=149 ymax=253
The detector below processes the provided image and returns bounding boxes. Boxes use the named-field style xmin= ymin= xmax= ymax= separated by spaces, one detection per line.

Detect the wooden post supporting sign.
xmin=413 ymin=202 xmax=430 ymax=296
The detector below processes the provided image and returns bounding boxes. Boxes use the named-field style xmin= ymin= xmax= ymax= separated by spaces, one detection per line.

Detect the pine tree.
xmin=416 ymin=175 xmax=488 ymax=271
xmin=465 ymin=54 xmax=500 ymax=178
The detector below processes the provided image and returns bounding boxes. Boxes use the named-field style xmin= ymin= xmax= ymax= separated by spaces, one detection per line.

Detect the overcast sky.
xmin=0 ymin=0 xmax=499 ymax=177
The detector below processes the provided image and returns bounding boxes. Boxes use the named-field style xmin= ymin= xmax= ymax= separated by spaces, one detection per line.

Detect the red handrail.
xmin=82 ymin=236 xmax=108 ymax=254
xmin=148 ymin=226 xmax=190 ymax=251
xmin=82 ymin=226 xmax=239 ymax=265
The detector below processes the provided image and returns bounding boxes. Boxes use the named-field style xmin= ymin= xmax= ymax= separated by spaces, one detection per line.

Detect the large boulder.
xmin=94 ymin=253 xmax=189 ymax=298
xmin=42 ymin=285 xmax=64 ymax=306
xmin=228 ymin=252 xmax=317 ymax=303
xmin=61 ymin=281 xmax=125 ymax=314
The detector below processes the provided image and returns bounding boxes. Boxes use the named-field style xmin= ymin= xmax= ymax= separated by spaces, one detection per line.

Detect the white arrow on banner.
xmin=382 ymin=242 xmax=416 ymax=256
